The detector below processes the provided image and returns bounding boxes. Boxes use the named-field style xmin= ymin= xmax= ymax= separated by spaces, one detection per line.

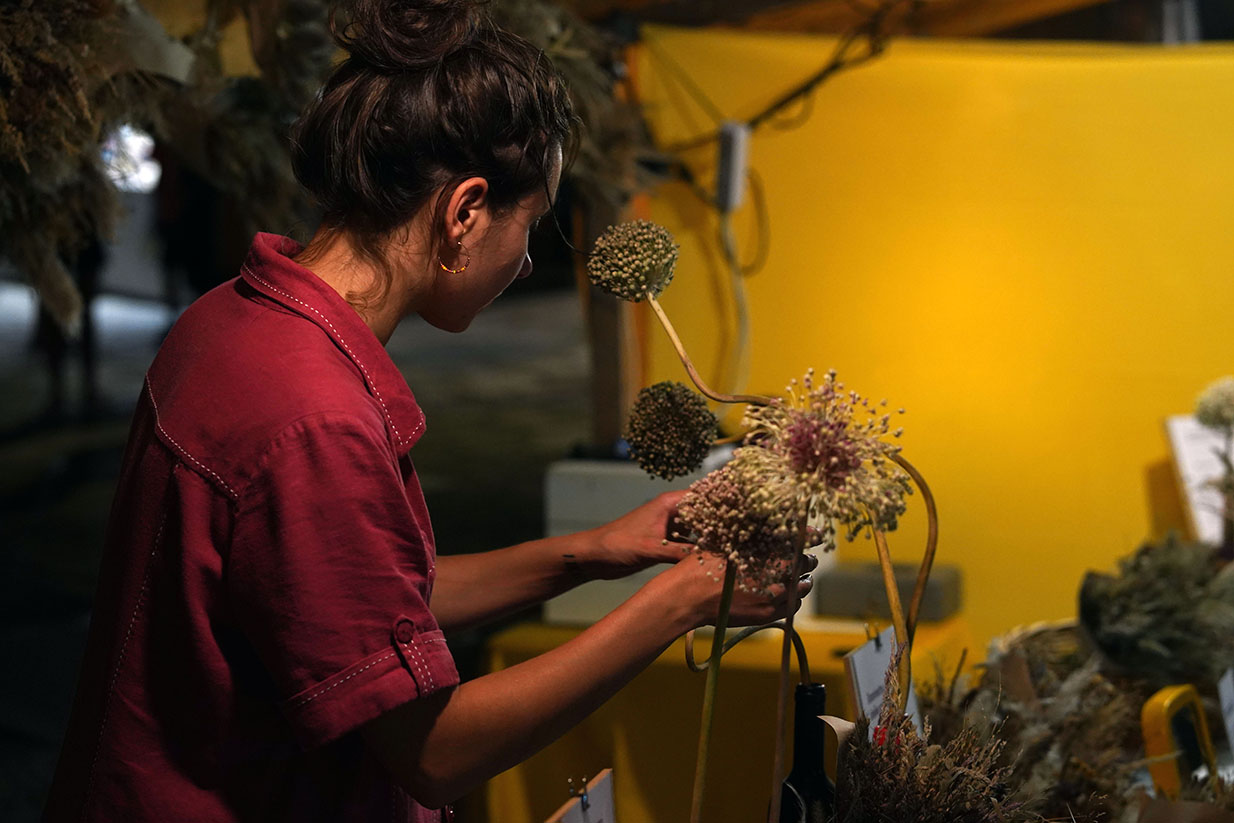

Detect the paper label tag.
xmin=1165 ymin=415 xmax=1227 ymax=544
xmin=546 ymin=769 xmax=616 ymax=823
xmin=843 ymin=625 xmax=922 ymax=739
xmin=1219 ymin=669 xmax=1234 ymax=753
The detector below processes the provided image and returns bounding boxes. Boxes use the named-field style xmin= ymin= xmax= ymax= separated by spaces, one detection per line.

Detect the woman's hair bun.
xmin=332 ymin=0 xmax=482 ymax=72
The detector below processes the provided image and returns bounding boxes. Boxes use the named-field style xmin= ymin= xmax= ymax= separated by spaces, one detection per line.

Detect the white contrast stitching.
xmin=417 ymin=642 xmax=436 ymax=691
xmin=403 ymin=640 xmax=436 ymax=692
xmin=243 ymin=265 xmax=426 ymax=448
xmin=145 ymin=379 xmax=239 ymax=499
xmin=399 ymin=641 xmax=427 ymax=692
xmin=290 ymin=651 xmax=397 ymax=709
xmin=81 ymin=508 xmax=168 ymax=819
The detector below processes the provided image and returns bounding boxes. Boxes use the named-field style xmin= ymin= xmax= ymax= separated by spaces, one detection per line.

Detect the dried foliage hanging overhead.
xmin=0 ymin=0 xmax=180 ymax=334
xmin=491 ymin=0 xmax=657 ymax=209
xmin=1 ymin=0 xmax=652 ymax=333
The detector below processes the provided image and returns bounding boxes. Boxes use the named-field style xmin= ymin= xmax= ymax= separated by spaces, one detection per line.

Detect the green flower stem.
xmin=766 ymin=517 xmax=810 ymax=823
xmin=645 ymin=293 xmax=773 ymax=408
xmin=690 ymin=562 xmax=737 ymax=823
xmin=892 ymin=454 xmax=938 ymax=644
xmin=872 ymin=527 xmax=911 ymax=713
xmin=684 ymin=622 xmax=811 ymax=684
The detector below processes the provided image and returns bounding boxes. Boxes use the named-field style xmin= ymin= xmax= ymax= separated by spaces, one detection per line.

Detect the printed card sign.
xmin=546 ymin=769 xmax=616 ymax=823
xmin=1219 ymin=669 xmax=1234 ymax=758
xmin=843 ymin=625 xmax=922 ymax=739
xmin=1165 ymin=415 xmax=1227 ymax=545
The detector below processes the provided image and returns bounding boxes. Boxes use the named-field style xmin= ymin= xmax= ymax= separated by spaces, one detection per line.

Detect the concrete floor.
xmin=0 ymin=235 xmax=592 ymax=818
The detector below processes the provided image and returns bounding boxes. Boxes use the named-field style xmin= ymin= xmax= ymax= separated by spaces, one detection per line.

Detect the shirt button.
xmin=394 ymin=619 xmax=415 ymax=644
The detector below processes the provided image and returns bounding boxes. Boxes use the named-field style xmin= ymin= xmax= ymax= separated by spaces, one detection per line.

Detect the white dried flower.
xmin=1196 ymin=376 xmax=1234 ymax=431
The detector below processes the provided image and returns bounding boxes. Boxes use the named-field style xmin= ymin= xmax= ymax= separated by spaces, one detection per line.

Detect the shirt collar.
xmin=239 ymin=232 xmax=426 ymax=454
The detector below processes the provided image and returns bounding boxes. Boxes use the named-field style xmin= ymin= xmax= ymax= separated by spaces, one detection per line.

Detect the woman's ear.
xmin=443 ymin=177 xmax=490 ymax=245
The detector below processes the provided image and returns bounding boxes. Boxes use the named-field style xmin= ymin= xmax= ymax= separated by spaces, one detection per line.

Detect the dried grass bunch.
xmin=836 ymin=660 xmax=1040 ymax=823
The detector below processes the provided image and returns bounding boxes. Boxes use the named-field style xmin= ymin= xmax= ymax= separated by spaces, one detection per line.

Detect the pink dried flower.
xmin=674 ymin=460 xmax=802 ymax=591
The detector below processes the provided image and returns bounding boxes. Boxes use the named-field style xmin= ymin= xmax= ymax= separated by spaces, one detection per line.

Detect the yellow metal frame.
xmin=1141 ymin=683 xmax=1217 ymax=799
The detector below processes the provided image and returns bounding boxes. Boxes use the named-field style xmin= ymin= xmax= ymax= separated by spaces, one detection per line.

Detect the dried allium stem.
xmin=645 ymin=293 xmax=772 ymax=407
xmin=872 ymin=527 xmax=911 ymax=713
xmin=893 ymin=454 xmax=938 ymax=644
xmin=689 ymin=562 xmax=737 ymax=823
xmin=766 ymin=517 xmax=809 ymax=823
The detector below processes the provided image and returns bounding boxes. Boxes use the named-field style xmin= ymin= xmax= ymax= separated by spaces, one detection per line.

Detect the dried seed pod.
xmin=586 ymin=219 xmax=679 ymax=302
xmin=625 ymin=381 xmax=717 ymax=480
xmin=1196 ymin=375 xmax=1234 ymax=430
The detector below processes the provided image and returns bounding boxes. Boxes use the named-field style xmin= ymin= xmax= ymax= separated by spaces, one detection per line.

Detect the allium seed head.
xmin=1195 ymin=376 xmax=1234 ymax=431
xmin=625 ymin=382 xmax=718 ymax=480
xmin=675 ymin=458 xmax=802 ymax=592
xmin=672 ymin=370 xmax=911 ymax=591
xmin=741 ymin=370 xmax=912 ymax=542
xmin=586 ymin=220 xmax=679 ymax=302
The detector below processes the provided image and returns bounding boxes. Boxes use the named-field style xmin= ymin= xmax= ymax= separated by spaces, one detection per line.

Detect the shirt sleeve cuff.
xmin=280 ymin=620 xmax=459 ymax=749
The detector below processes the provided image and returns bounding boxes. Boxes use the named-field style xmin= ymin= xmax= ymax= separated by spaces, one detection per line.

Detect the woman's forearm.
xmin=429 ymin=531 xmax=595 ymax=632
xmin=364 ymin=566 xmax=698 ymax=807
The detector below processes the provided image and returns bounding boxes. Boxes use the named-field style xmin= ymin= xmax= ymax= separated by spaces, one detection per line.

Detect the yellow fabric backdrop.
xmin=633 ymin=27 xmax=1234 ymax=650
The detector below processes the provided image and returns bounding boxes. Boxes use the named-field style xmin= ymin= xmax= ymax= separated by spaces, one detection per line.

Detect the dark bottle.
xmin=779 ymin=683 xmax=836 ymax=823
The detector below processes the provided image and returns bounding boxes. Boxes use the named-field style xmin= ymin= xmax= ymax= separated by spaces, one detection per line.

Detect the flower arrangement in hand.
xmin=587 ymin=220 xmax=940 ymax=823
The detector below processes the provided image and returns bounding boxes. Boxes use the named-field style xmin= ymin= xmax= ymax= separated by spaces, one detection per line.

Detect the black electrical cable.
xmin=646 ymin=37 xmax=727 ymax=127
xmin=663 ymin=0 xmax=917 ymax=153
xmin=740 ymin=167 xmax=771 ymax=278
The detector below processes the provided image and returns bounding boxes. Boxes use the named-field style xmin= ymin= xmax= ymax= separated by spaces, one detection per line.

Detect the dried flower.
xmin=742 ymin=369 xmax=911 ymax=548
xmin=676 ymin=369 xmax=910 ymax=590
xmin=1196 ymin=376 xmax=1234 ymax=431
xmin=835 ymin=653 xmax=1038 ymax=823
xmin=625 ymin=381 xmax=717 ymax=480
xmin=1078 ymin=536 xmax=1234 ymax=684
xmin=586 ymin=219 xmax=679 ymax=301
xmin=674 ymin=458 xmax=802 ymax=590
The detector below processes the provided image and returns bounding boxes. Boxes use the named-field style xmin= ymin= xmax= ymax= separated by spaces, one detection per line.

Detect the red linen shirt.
xmin=45 ymin=233 xmax=459 ymax=822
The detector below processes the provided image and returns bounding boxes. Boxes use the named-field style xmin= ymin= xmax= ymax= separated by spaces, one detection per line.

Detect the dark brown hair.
xmin=290 ymin=0 xmax=575 ymax=302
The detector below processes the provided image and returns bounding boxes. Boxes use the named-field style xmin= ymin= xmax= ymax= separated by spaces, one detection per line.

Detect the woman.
xmin=45 ymin=2 xmax=813 ymax=820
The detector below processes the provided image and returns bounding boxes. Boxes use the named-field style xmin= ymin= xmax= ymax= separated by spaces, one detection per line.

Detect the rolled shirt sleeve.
xmin=229 ymin=411 xmax=458 ymax=748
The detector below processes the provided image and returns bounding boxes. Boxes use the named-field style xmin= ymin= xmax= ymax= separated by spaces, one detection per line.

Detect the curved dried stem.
xmin=892 ymin=453 xmax=938 ymax=644
xmin=767 ymin=518 xmax=811 ymax=823
xmin=689 ymin=562 xmax=736 ymax=823
xmin=684 ymin=622 xmax=812 ymax=684
xmin=872 ymin=527 xmax=911 ymax=713
xmin=645 ymin=293 xmax=773 ymax=407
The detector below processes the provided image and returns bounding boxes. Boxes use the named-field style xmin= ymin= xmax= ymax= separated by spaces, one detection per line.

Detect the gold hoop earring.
xmin=439 ymin=240 xmax=470 ymax=274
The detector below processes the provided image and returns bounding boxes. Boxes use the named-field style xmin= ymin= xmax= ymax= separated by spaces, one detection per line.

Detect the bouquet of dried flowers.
xmin=587 ymin=219 xmax=940 ymax=823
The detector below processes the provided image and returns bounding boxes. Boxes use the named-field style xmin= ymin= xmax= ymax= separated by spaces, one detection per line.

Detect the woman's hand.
xmin=574 ymin=490 xmax=695 ymax=581
xmin=651 ymin=551 xmax=818 ymax=631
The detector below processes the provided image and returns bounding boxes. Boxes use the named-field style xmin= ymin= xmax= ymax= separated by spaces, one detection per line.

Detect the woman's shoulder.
xmin=143 ymin=281 xmax=395 ymax=492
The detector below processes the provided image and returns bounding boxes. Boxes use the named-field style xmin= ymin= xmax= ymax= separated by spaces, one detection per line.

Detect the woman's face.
xmin=421 ymin=146 xmax=563 ymax=333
